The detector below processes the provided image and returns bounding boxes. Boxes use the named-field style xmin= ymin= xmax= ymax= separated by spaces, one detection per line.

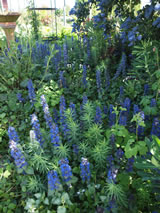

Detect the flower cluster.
xmin=48 ymin=170 xmax=60 ymax=190
xmin=137 ymin=111 xmax=145 ymax=137
xmin=144 ymin=84 xmax=149 ymax=95
xmin=120 ymin=16 xmax=142 ymax=46
xmin=104 ymin=105 xmax=108 ymax=115
xmin=50 ymin=123 xmax=62 ymax=147
xmin=41 ymin=95 xmax=53 ymax=128
xmin=41 ymin=95 xmax=61 ymax=146
xmin=82 ymin=95 xmax=88 ymax=105
xmin=17 ymin=93 xmax=25 ymax=103
xmin=123 ymin=97 xmax=131 ymax=114
xmin=69 ymin=102 xmax=76 ymax=121
xmin=31 ymin=114 xmax=44 ymax=146
xmin=126 ymin=157 xmax=134 ymax=172
xmin=105 ymin=69 xmax=110 ymax=91
xmin=152 ymin=17 xmax=160 ymax=28
xmin=59 ymin=71 xmax=66 ymax=88
xmin=113 ymin=52 xmax=127 ymax=79
xmin=53 ymin=108 xmax=59 ymax=125
xmin=59 ymin=158 xmax=72 ymax=183
xmin=107 ymin=168 xmax=118 ymax=183
xmin=119 ymin=86 xmax=124 ymax=99
xmin=127 ymin=27 xmax=142 ymax=47
xmin=72 ymin=144 xmax=79 ymax=155
xmin=150 ymin=98 xmax=156 ymax=107
xmin=119 ymin=109 xmax=127 ymax=126
xmin=27 ymin=79 xmax=36 ymax=106
xmin=106 ymin=154 xmax=118 ymax=183
xmin=80 ymin=157 xmax=91 ymax=183
xmin=94 ymin=106 xmax=102 ymax=125
xmin=133 ymin=104 xmax=140 ymax=115
xmin=151 ymin=117 xmax=160 ymax=138
xmin=116 ymin=148 xmax=124 ymax=160
xmin=32 ymin=42 xmax=50 ymax=64
xmin=109 ymin=105 xmax=116 ymax=127
xmin=96 ymin=70 xmax=102 ymax=95
xmin=52 ymin=44 xmax=62 ymax=70
xmin=145 ymin=5 xmax=154 ymax=19
xmin=106 ymin=155 xmax=114 ymax=170
xmin=8 ymin=127 xmax=27 ymax=169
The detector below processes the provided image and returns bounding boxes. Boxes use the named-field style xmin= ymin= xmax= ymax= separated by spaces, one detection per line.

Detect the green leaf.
xmin=134 ymin=162 xmax=155 ymax=169
xmin=57 ymin=206 xmax=66 ymax=213
xmin=153 ymin=136 xmax=160 ymax=146
xmin=25 ymin=167 xmax=34 ymax=175
xmin=0 ymin=113 xmax=6 ymax=119
xmin=132 ymin=146 xmax=138 ymax=156
xmin=152 ymin=82 xmax=158 ymax=91
xmin=8 ymin=203 xmax=16 ymax=209
xmin=3 ymin=170 xmax=11 ymax=178
xmin=151 ymin=157 xmax=159 ymax=167
xmin=139 ymin=146 xmax=148 ymax=155
xmin=20 ymin=79 xmax=29 ymax=87
xmin=100 ymin=196 xmax=107 ymax=202
xmin=117 ymin=173 xmax=130 ymax=190
xmin=52 ymin=198 xmax=61 ymax=205
xmin=34 ymin=193 xmax=42 ymax=199
xmin=22 ymin=186 xmax=26 ymax=192
xmin=61 ymin=192 xmax=72 ymax=205
xmin=43 ymin=198 xmax=49 ymax=205
xmin=70 ymin=176 xmax=78 ymax=184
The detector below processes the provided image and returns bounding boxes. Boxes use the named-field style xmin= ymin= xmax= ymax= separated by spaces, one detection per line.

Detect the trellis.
xmin=0 ymin=0 xmax=68 ymax=40
xmin=29 ymin=0 xmax=58 ymax=39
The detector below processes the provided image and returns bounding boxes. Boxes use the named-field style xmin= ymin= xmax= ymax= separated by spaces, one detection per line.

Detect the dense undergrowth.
xmin=0 ymin=0 xmax=160 ymax=212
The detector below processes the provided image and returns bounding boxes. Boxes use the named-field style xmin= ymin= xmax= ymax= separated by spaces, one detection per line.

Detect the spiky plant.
xmin=85 ymin=124 xmax=103 ymax=144
xmin=81 ymin=101 xmax=94 ymax=129
xmin=26 ymin=175 xmax=45 ymax=193
xmin=91 ymin=139 xmax=111 ymax=169
xmin=55 ymin=143 xmax=70 ymax=159
xmin=104 ymin=182 xmax=127 ymax=207
xmin=65 ymin=108 xmax=79 ymax=143
xmin=31 ymin=153 xmax=50 ymax=174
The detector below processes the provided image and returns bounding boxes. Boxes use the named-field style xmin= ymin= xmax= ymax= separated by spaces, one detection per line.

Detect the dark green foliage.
xmin=0 ymin=1 xmax=160 ymax=211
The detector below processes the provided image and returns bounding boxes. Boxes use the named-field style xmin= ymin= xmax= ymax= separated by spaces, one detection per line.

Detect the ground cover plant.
xmin=0 ymin=0 xmax=160 ymax=212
